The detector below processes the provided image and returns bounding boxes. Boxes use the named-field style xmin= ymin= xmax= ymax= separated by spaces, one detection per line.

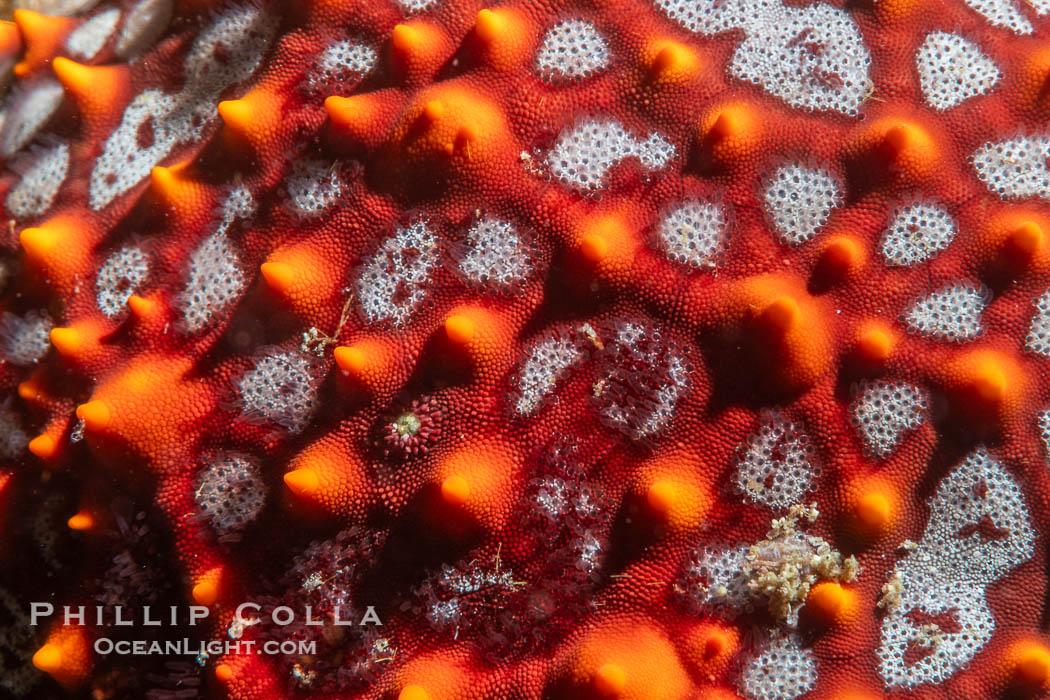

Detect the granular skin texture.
xmin=0 ymin=0 xmax=1050 ymax=699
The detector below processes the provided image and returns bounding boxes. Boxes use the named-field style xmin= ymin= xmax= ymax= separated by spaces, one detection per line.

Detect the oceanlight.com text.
xmin=93 ymin=638 xmax=317 ymax=656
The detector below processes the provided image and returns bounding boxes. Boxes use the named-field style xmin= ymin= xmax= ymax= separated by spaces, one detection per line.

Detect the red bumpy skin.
xmin=1 ymin=0 xmax=1050 ymax=698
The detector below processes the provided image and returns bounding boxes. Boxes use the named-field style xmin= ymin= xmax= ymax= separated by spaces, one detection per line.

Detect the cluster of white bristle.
xmin=546 ymin=118 xmax=674 ymax=192
xmin=177 ymin=232 xmax=246 ymax=333
xmin=657 ymin=0 xmax=871 ymax=115
xmin=1039 ymin=410 xmax=1050 ymax=458
xmin=595 ymin=320 xmax=690 ymax=439
xmin=0 ymin=310 xmax=52 ymax=366
xmin=915 ymin=32 xmax=999 ymax=110
xmin=5 ymin=141 xmax=69 ymax=220
xmin=65 ymin=8 xmax=120 ymax=60
xmin=286 ymin=160 xmax=343 ymax=217
xmin=397 ymin=0 xmax=440 ymax=13
xmin=1026 ymin=290 xmax=1050 ymax=356
xmin=89 ymin=4 xmax=275 ymax=209
xmin=237 ymin=349 xmax=322 ymax=434
xmin=194 ymin=454 xmax=267 ymax=536
xmin=535 ymin=19 xmax=611 ymax=82
xmin=850 ymin=381 xmax=928 ymax=458
xmin=0 ymin=399 xmax=29 ymax=459
xmin=904 ymin=284 xmax=988 ymax=342
xmin=972 ymin=135 xmax=1050 ymax=201
xmin=308 ymin=40 xmax=377 ymax=94
xmin=457 ymin=217 xmax=533 ymax=289
xmin=115 ymin=0 xmax=176 ymax=59
xmin=681 ymin=544 xmax=751 ymax=613
xmin=960 ymin=0 xmax=1034 ymax=34
xmin=880 ymin=202 xmax=956 ymax=266
xmin=175 ymin=187 xmax=255 ymax=332
xmin=763 ymin=164 xmax=841 ymax=246
xmin=512 ymin=327 xmax=587 ymax=415
xmin=0 ymin=79 xmax=64 ymax=158
xmin=734 ymin=411 xmax=818 ymax=508
xmin=878 ymin=447 xmax=1034 ymax=689
xmin=740 ymin=634 xmax=818 ymax=700
xmin=356 ymin=221 xmax=440 ymax=327
xmin=96 ymin=246 xmax=150 ymax=318
xmin=655 ymin=199 xmax=727 ymax=268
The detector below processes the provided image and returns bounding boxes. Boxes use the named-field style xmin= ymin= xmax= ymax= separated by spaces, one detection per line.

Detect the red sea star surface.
xmin=1 ymin=0 xmax=1050 ymax=698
